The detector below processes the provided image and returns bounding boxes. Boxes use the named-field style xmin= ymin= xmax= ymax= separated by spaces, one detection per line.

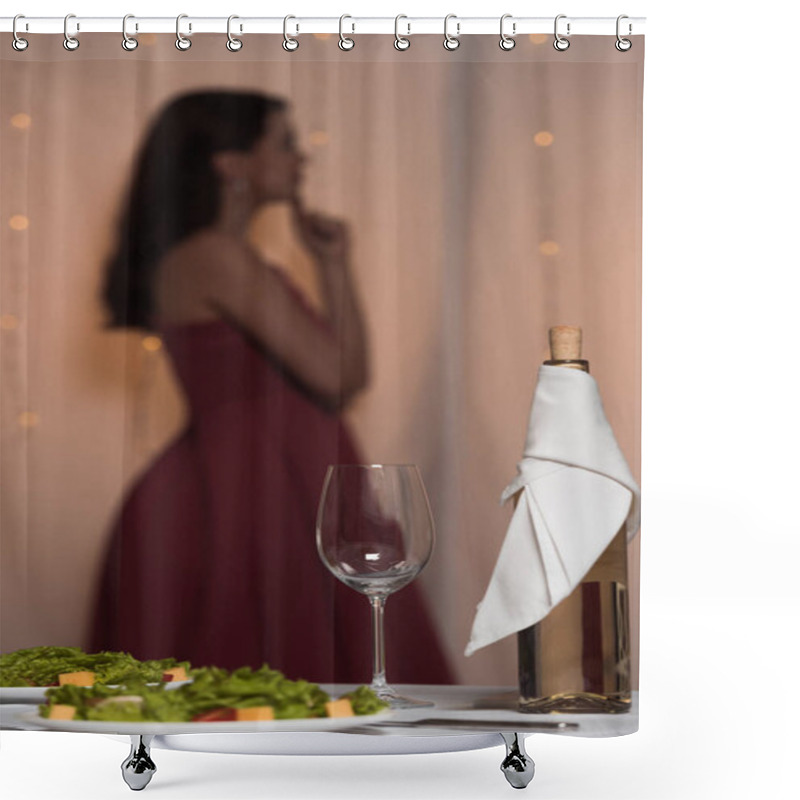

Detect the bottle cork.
xmin=548 ymin=326 xmax=582 ymax=361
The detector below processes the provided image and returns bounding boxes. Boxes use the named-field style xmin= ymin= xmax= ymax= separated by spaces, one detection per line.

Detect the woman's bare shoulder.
xmin=156 ymin=232 xmax=275 ymax=323
xmin=164 ymin=230 xmax=249 ymax=268
xmin=168 ymin=231 xmax=287 ymax=279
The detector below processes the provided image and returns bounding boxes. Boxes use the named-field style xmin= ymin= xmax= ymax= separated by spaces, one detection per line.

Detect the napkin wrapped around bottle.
xmin=465 ymin=364 xmax=640 ymax=656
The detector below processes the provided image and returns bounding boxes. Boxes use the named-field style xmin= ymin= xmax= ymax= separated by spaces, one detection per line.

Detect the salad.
xmin=38 ymin=664 xmax=388 ymax=722
xmin=0 ymin=646 xmax=190 ymax=688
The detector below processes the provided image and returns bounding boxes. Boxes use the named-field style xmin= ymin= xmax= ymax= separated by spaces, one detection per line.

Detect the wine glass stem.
xmin=370 ymin=595 xmax=388 ymax=690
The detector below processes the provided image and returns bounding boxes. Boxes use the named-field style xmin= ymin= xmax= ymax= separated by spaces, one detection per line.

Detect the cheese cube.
xmin=161 ymin=667 xmax=188 ymax=683
xmin=58 ymin=671 xmax=94 ymax=687
xmin=325 ymin=699 xmax=354 ymax=718
xmin=235 ymin=706 xmax=275 ymax=721
xmin=49 ymin=704 xmax=77 ymax=720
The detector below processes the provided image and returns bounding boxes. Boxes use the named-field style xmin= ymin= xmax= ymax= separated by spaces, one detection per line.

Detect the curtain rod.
xmin=1 ymin=16 xmax=646 ymax=37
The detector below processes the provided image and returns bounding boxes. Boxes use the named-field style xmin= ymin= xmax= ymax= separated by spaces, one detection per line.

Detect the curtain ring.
xmin=175 ymin=14 xmax=191 ymax=50
xmin=339 ymin=15 xmax=355 ymax=51
xmin=443 ymin=14 xmax=460 ymax=51
xmin=12 ymin=15 xmax=29 ymax=51
xmin=122 ymin=15 xmax=139 ymax=51
xmin=615 ymin=15 xmax=632 ymax=52
xmin=63 ymin=13 xmax=80 ymax=51
xmin=227 ymin=15 xmax=243 ymax=51
xmin=499 ymin=14 xmax=516 ymax=51
xmin=283 ymin=15 xmax=299 ymax=51
xmin=553 ymin=14 xmax=570 ymax=51
xmin=394 ymin=15 xmax=410 ymax=51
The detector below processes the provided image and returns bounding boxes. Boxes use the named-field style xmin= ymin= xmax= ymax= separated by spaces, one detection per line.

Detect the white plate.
xmin=0 ymin=680 xmax=191 ymax=705
xmin=147 ymin=731 xmax=502 ymax=756
xmin=20 ymin=708 xmax=394 ymax=734
xmin=0 ymin=687 xmax=53 ymax=704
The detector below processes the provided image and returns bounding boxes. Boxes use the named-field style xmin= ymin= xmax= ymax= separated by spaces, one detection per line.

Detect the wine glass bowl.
xmin=328 ymin=541 xmax=422 ymax=596
xmin=316 ymin=464 xmax=436 ymax=709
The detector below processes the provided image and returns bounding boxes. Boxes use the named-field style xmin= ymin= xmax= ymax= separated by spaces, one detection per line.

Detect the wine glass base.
xmin=371 ymin=687 xmax=434 ymax=710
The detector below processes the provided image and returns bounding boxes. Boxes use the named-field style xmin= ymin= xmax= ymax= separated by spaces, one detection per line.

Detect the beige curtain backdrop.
xmin=0 ymin=33 xmax=642 ymax=685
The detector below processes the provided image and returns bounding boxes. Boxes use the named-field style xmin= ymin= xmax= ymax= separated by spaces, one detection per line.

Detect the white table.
xmin=1 ymin=686 xmax=638 ymax=792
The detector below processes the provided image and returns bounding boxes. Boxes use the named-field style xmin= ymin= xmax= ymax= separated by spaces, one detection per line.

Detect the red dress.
xmin=89 ymin=273 xmax=454 ymax=685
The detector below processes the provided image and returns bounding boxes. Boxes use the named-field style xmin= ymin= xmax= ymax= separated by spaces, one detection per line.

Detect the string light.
xmin=0 ymin=314 xmax=19 ymax=330
xmin=9 ymin=215 xmax=29 ymax=231
xmin=141 ymin=335 xmax=162 ymax=352
xmin=11 ymin=113 xmax=32 ymax=129
xmin=534 ymin=131 xmax=554 ymax=147
xmin=308 ymin=131 xmax=330 ymax=147
xmin=18 ymin=411 xmax=39 ymax=428
xmin=539 ymin=241 xmax=560 ymax=256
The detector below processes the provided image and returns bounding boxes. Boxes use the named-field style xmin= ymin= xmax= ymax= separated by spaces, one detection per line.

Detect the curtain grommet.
xmin=226 ymin=15 xmax=243 ymax=52
xmin=443 ymin=14 xmax=460 ymax=51
xmin=63 ymin=13 xmax=80 ymax=51
xmin=394 ymin=15 xmax=411 ymax=51
xmin=283 ymin=15 xmax=299 ymax=51
xmin=122 ymin=14 xmax=139 ymax=51
xmin=12 ymin=15 xmax=29 ymax=51
xmin=499 ymin=14 xmax=516 ymax=51
xmin=339 ymin=14 xmax=355 ymax=51
xmin=175 ymin=14 xmax=191 ymax=51
xmin=553 ymin=14 xmax=570 ymax=52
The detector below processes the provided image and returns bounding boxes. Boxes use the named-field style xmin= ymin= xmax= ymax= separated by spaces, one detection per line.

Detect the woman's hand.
xmin=291 ymin=196 xmax=350 ymax=266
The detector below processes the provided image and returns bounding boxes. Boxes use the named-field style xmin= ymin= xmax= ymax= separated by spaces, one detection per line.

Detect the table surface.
xmin=1 ymin=685 xmax=638 ymax=739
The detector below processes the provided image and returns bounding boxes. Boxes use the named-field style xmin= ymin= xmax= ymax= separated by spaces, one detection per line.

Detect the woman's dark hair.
xmin=103 ymin=90 xmax=287 ymax=330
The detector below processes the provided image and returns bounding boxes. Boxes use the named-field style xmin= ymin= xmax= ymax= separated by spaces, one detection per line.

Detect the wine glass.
xmin=316 ymin=464 xmax=436 ymax=709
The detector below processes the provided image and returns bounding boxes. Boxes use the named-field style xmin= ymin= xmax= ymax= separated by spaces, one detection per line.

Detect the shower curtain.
xmin=1 ymin=30 xmax=642 ymax=698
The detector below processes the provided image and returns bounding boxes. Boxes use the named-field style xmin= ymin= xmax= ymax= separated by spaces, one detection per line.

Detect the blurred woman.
xmin=89 ymin=90 xmax=453 ymax=684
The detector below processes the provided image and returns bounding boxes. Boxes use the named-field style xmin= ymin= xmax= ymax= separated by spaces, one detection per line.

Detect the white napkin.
xmin=465 ymin=364 xmax=640 ymax=656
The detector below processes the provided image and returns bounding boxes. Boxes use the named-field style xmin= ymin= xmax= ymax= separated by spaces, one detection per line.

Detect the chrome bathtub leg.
xmin=500 ymin=732 xmax=535 ymax=789
xmin=122 ymin=734 xmax=157 ymax=790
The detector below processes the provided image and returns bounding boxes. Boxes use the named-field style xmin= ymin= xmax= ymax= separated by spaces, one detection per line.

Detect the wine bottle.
xmin=517 ymin=326 xmax=631 ymax=713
